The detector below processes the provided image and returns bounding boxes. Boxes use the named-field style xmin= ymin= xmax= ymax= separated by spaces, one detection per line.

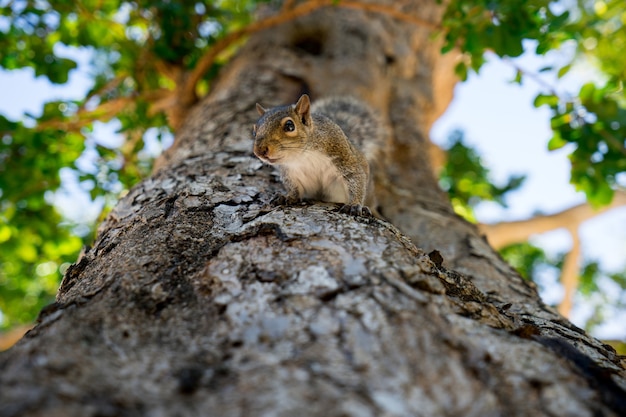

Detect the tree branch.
xmin=339 ymin=0 xmax=440 ymax=30
xmin=428 ymin=140 xmax=447 ymax=174
xmin=599 ymin=128 xmax=626 ymax=157
xmin=84 ymin=76 xmax=126 ymax=103
xmin=281 ymin=0 xmax=297 ymax=11
xmin=502 ymin=57 xmax=567 ymax=100
xmin=480 ymin=191 xmax=626 ymax=319
xmin=478 ymin=190 xmax=626 ymax=249
xmin=181 ymin=0 xmax=334 ymax=108
xmin=558 ymin=228 xmax=581 ymax=318
xmin=0 ymin=325 xmax=31 ymax=352
xmin=35 ymin=87 xmax=176 ymax=132
xmin=180 ymin=0 xmax=439 ymax=109
xmin=36 ymin=97 xmax=136 ymax=131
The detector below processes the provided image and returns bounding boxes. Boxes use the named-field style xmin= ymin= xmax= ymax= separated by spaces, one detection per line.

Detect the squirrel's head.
xmin=252 ymin=94 xmax=313 ymax=165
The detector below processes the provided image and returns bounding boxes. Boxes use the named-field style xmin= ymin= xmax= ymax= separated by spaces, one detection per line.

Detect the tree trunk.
xmin=2 ymin=2 xmax=625 ymax=416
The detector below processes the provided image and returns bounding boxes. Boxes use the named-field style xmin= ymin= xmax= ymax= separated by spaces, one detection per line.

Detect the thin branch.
xmin=33 ymin=86 xmax=178 ymax=132
xmin=504 ymin=60 xmax=626 ymax=158
xmin=27 ymin=76 xmax=129 ymax=133
xmin=21 ymin=2 xmax=442 ymax=133
xmin=502 ymin=57 xmax=566 ymax=100
xmin=599 ymin=128 xmax=626 ymax=157
xmin=339 ymin=1 xmax=440 ymax=30
xmin=35 ymin=97 xmax=136 ymax=131
xmin=558 ymin=228 xmax=581 ymax=318
xmin=147 ymin=91 xmax=179 ymax=117
xmin=480 ymin=191 xmax=626 ymax=320
xmin=0 ymin=325 xmax=32 ymax=352
xmin=84 ymin=76 xmax=127 ymax=103
xmin=478 ymin=190 xmax=626 ymax=249
xmin=154 ymin=60 xmax=183 ymax=84
xmin=281 ymin=0 xmax=297 ymax=11
xmin=428 ymin=141 xmax=447 ymax=174
xmin=182 ymin=0 xmax=439 ymax=107
xmin=182 ymin=0 xmax=332 ymax=106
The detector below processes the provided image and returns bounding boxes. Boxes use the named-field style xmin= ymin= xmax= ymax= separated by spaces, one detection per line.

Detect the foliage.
xmin=438 ymin=0 xmax=626 ymax=337
xmin=0 ymin=0 xmax=260 ymax=329
xmin=441 ymin=0 xmax=570 ymax=78
xmin=441 ymin=0 xmax=626 ymax=206
xmin=498 ymin=242 xmax=559 ymax=283
xmin=440 ymin=131 xmax=625 ymax=334
xmin=535 ymin=0 xmax=626 ymax=207
xmin=499 ymin=241 xmax=626 ymax=335
xmin=576 ymin=261 xmax=626 ymax=333
xmin=439 ymin=130 xmax=525 ymax=222
xmin=0 ymin=115 xmax=84 ymax=328
xmin=534 ymin=79 xmax=626 ymax=207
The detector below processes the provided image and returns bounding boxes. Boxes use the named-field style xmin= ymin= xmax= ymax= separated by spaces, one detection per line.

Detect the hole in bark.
xmin=292 ymin=29 xmax=327 ymax=56
xmin=283 ymin=75 xmax=312 ymax=103
xmin=385 ymin=54 xmax=396 ymax=65
xmin=177 ymin=367 xmax=203 ymax=394
xmin=295 ymin=38 xmax=323 ymax=55
xmin=216 ymin=304 xmax=227 ymax=315
xmin=428 ymin=250 xmax=444 ymax=267
xmin=376 ymin=205 xmax=386 ymax=219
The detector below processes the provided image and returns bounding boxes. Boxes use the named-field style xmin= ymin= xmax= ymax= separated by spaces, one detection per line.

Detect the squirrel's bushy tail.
xmin=311 ymin=96 xmax=386 ymax=162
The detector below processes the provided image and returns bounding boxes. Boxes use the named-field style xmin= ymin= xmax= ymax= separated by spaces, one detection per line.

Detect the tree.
xmin=1 ymin=0 xmax=625 ymax=336
xmin=1 ymin=0 xmax=626 ymax=416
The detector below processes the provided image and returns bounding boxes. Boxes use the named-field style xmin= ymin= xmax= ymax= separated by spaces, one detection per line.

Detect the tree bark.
xmin=2 ymin=2 xmax=625 ymax=417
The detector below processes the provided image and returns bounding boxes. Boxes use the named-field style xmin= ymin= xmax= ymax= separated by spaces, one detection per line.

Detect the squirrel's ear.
xmin=295 ymin=94 xmax=312 ymax=126
xmin=256 ymin=103 xmax=266 ymax=116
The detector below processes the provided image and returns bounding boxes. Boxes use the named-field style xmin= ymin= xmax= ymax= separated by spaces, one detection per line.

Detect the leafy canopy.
xmin=1 ymin=0 xmax=625 ymax=329
xmin=444 ymin=0 xmax=626 ymax=205
xmin=439 ymin=130 xmax=525 ymax=222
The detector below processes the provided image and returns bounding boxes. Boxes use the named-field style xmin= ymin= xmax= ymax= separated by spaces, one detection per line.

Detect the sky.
xmin=1 ymin=43 xmax=625 ymax=339
xmin=431 ymin=49 xmax=626 ymax=338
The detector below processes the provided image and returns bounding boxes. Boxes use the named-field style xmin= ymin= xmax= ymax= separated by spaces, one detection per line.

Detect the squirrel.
xmin=253 ymin=94 xmax=381 ymax=216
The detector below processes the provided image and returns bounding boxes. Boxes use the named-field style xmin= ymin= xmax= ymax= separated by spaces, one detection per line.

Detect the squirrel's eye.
xmin=283 ymin=120 xmax=295 ymax=132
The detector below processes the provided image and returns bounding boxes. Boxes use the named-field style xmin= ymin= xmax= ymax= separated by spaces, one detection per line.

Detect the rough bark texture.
xmin=2 ymin=2 xmax=626 ymax=417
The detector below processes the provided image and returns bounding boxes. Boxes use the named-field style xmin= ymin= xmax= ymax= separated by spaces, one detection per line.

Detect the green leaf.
xmin=550 ymin=113 xmax=571 ymax=128
xmin=579 ymin=83 xmax=596 ymax=100
xmin=454 ymin=61 xmax=468 ymax=81
xmin=440 ymin=130 xmax=526 ymax=215
xmin=557 ymin=64 xmax=572 ymax=78
xmin=533 ymin=94 xmax=559 ymax=108
xmin=547 ymin=132 xmax=568 ymax=150
xmin=579 ymin=262 xmax=601 ymax=295
xmin=588 ymin=182 xmax=614 ymax=207
xmin=499 ymin=242 xmax=556 ymax=283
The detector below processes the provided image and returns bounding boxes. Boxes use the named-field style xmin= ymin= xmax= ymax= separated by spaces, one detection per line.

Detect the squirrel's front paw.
xmin=270 ymin=194 xmax=299 ymax=206
xmin=339 ymin=204 xmax=372 ymax=217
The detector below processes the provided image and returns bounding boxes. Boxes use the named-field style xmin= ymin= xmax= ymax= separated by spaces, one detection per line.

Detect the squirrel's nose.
xmin=255 ymin=144 xmax=268 ymax=158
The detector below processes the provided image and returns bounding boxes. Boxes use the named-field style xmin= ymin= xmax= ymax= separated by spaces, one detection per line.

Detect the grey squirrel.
xmin=253 ymin=94 xmax=381 ymax=216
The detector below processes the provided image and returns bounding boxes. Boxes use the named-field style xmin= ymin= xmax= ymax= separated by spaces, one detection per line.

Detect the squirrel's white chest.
xmin=281 ymin=151 xmax=349 ymax=203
